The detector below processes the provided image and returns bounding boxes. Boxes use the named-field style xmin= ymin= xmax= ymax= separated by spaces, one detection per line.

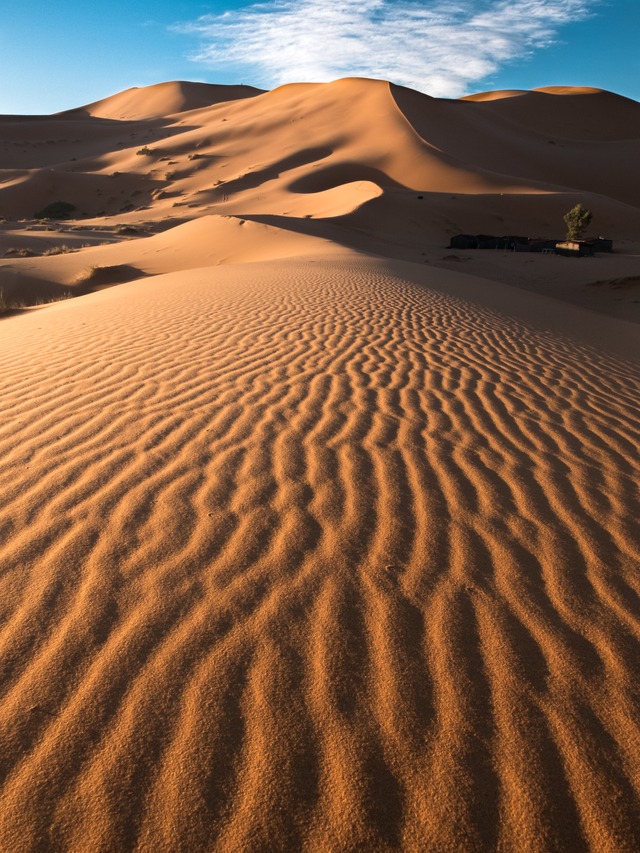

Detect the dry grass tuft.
xmin=43 ymin=244 xmax=76 ymax=256
xmin=75 ymin=263 xmax=146 ymax=287
xmin=4 ymin=248 xmax=36 ymax=258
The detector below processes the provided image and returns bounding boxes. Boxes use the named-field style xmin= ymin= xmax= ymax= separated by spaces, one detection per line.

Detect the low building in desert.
xmin=555 ymin=240 xmax=595 ymax=257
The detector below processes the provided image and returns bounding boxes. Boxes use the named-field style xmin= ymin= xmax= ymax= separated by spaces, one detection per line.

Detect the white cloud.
xmin=177 ymin=0 xmax=596 ymax=97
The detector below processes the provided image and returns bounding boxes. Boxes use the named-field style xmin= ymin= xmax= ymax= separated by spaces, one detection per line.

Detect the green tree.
xmin=564 ymin=203 xmax=592 ymax=241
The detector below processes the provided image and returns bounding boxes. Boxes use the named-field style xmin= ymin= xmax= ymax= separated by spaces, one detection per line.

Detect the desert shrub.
xmin=165 ymin=171 xmax=176 ymax=181
xmin=0 ymin=288 xmax=26 ymax=312
xmin=34 ymin=201 xmax=76 ymax=220
xmin=75 ymin=263 xmax=144 ymax=286
xmin=37 ymin=291 xmax=74 ymax=305
xmin=188 ymin=153 xmax=204 ymax=161
xmin=1 ymin=288 xmax=74 ymax=312
xmin=589 ymin=275 xmax=640 ymax=289
xmin=4 ymin=247 xmax=36 ymax=257
xmin=43 ymin=244 xmax=75 ymax=256
xmin=136 ymin=146 xmax=154 ymax=156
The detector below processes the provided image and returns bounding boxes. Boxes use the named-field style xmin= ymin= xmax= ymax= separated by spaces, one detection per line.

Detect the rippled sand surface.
xmin=1 ymin=257 xmax=638 ymax=851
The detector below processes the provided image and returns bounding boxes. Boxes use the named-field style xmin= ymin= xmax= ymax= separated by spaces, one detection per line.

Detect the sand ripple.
xmin=0 ymin=258 xmax=638 ymax=851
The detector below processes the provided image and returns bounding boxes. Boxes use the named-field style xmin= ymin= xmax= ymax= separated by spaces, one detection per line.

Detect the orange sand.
xmin=0 ymin=80 xmax=639 ymax=851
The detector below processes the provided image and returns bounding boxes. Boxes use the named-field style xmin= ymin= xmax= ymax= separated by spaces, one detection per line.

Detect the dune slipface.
xmin=0 ymin=79 xmax=640 ymax=852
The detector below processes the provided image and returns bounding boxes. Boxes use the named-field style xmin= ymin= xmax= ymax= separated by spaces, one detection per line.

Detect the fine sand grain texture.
xmin=1 ymin=78 xmax=640 ymax=852
xmin=0 ymin=255 xmax=639 ymax=852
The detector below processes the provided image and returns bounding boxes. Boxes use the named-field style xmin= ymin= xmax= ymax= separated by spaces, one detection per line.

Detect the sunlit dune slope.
xmin=460 ymin=85 xmax=640 ymax=139
xmin=1 ymin=256 xmax=639 ymax=850
xmin=392 ymin=83 xmax=640 ymax=205
xmin=2 ymin=78 xmax=640 ymax=316
xmin=3 ymin=77 xmax=640 ymax=225
xmin=0 ymin=215 xmax=347 ymax=305
xmin=67 ymin=80 xmax=265 ymax=120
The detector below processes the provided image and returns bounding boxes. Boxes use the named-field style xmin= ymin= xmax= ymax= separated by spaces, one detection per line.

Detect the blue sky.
xmin=1 ymin=1 xmax=638 ymax=114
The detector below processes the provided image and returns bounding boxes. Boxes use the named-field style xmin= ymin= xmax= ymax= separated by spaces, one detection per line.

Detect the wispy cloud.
xmin=176 ymin=0 xmax=596 ymax=97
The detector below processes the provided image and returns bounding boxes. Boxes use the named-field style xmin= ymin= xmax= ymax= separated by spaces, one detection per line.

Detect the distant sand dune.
xmin=71 ymin=81 xmax=265 ymax=121
xmin=3 ymin=77 xmax=640 ymax=322
xmin=0 ymin=257 xmax=638 ymax=850
xmin=391 ymin=83 xmax=640 ymax=205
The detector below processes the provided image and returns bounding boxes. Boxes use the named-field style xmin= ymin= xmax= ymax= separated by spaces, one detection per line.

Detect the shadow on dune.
xmin=0 ymin=268 xmax=74 ymax=314
xmin=0 ymin=114 xmax=201 ymax=220
xmin=238 ymin=181 xmax=640 ymax=264
xmin=73 ymin=263 xmax=148 ymax=291
xmin=389 ymin=82 xmax=640 ymax=207
xmin=0 ymin=263 xmax=148 ymax=314
xmin=287 ymin=162 xmax=402 ymax=194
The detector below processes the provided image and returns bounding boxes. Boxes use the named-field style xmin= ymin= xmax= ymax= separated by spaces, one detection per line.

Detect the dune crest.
xmin=68 ymin=80 xmax=265 ymax=120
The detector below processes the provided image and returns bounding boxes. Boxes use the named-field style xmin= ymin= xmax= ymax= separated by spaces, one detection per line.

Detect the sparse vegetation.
xmin=75 ymin=263 xmax=144 ymax=286
xmin=165 ymin=172 xmax=176 ymax=181
xmin=4 ymin=243 xmax=90 ymax=258
xmin=0 ymin=287 xmax=73 ymax=314
xmin=43 ymin=244 xmax=75 ymax=256
xmin=589 ymin=275 xmax=640 ymax=289
xmin=564 ymin=203 xmax=592 ymax=241
xmin=4 ymin=247 xmax=36 ymax=257
xmin=136 ymin=146 xmax=154 ymax=156
xmin=76 ymin=264 xmax=99 ymax=282
xmin=36 ymin=291 xmax=74 ymax=305
xmin=34 ymin=201 xmax=76 ymax=220
xmin=188 ymin=153 xmax=204 ymax=161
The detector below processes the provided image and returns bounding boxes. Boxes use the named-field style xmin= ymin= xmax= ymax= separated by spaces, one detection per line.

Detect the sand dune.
xmin=1 ymin=79 xmax=640 ymax=850
xmin=2 ymin=77 xmax=640 ymax=316
xmin=391 ymin=84 xmax=640 ymax=206
xmin=461 ymin=85 xmax=640 ymax=138
xmin=71 ymin=81 xmax=265 ymax=121
xmin=1 ymin=257 xmax=639 ymax=850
